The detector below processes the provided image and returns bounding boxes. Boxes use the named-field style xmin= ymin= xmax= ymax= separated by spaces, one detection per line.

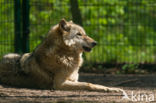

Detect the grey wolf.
xmin=0 ymin=19 xmax=123 ymax=92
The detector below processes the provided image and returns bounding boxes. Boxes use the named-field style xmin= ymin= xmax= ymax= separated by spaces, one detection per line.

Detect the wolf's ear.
xmin=59 ymin=19 xmax=70 ymax=32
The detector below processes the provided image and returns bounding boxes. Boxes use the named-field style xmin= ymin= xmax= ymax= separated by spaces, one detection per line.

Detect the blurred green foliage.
xmin=0 ymin=0 xmax=156 ymax=64
xmin=79 ymin=0 xmax=156 ymax=63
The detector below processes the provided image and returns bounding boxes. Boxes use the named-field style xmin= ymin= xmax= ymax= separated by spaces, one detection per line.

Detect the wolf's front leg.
xmin=54 ymin=80 xmax=123 ymax=92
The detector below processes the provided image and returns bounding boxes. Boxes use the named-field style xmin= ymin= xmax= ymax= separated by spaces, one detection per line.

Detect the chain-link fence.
xmin=0 ymin=0 xmax=14 ymax=57
xmin=0 ymin=0 xmax=156 ymax=65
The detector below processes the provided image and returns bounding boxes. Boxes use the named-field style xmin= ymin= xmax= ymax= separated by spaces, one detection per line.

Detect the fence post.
xmin=22 ymin=0 xmax=30 ymax=53
xmin=69 ymin=0 xmax=83 ymax=26
xmin=14 ymin=0 xmax=22 ymax=53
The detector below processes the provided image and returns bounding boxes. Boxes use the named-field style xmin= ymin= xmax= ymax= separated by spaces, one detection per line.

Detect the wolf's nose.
xmin=91 ymin=41 xmax=97 ymax=47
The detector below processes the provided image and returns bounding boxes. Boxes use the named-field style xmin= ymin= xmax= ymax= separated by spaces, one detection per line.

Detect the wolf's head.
xmin=58 ymin=19 xmax=97 ymax=52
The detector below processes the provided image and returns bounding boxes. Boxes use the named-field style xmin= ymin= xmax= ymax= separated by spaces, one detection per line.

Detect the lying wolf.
xmin=0 ymin=19 xmax=122 ymax=92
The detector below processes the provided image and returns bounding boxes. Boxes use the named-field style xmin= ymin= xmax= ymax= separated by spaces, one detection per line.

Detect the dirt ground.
xmin=0 ymin=73 xmax=156 ymax=103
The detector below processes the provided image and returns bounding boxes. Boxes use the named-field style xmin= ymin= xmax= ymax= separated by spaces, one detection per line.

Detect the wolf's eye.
xmin=77 ymin=33 xmax=82 ymax=36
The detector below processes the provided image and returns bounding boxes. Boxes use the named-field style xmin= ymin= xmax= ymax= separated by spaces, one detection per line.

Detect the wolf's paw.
xmin=88 ymin=83 xmax=124 ymax=93
xmin=105 ymin=87 xmax=124 ymax=93
xmin=107 ymin=88 xmax=123 ymax=92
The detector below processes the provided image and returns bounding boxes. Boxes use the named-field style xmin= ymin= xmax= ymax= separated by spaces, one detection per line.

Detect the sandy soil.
xmin=0 ymin=73 xmax=156 ymax=103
